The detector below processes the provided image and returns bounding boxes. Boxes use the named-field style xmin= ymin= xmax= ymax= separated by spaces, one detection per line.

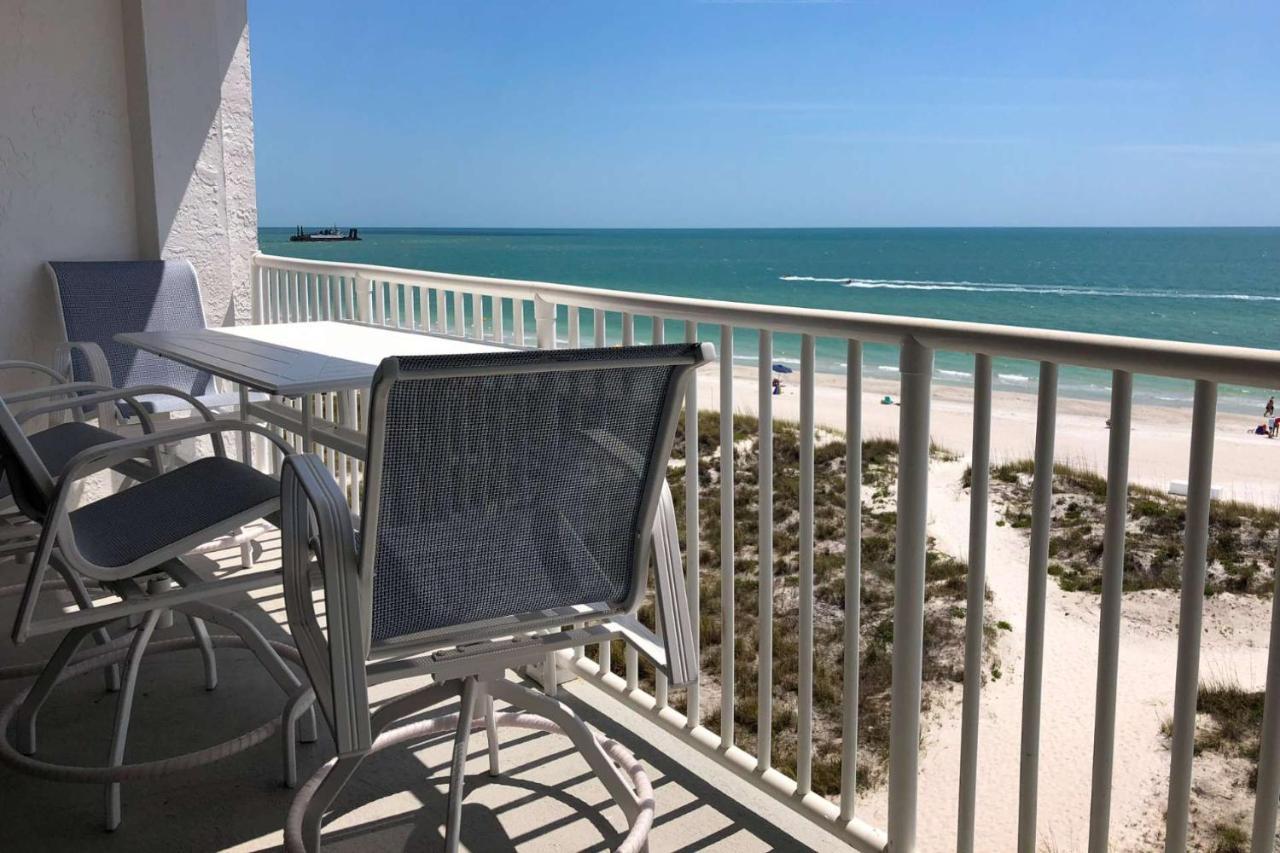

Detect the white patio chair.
xmin=47 ymin=260 xmax=255 ymax=421
xmin=279 ymin=343 xmax=712 ymax=852
xmin=48 ymin=259 xmax=272 ymax=564
xmin=0 ymin=399 xmax=315 ymax=831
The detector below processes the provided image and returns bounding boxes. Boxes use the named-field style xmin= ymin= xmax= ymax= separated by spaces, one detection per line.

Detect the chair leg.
xmin=487 ymin=678 xmax=642 ymax=824
xmin=179 ymin=601 xmax=317 ymax=749
xmin=282 ymin=686 xmax=315 ymax=788
xmin=14 ymin=621 xmax=102 ymax=755
xmin=184 ymin=614 xmax=218 ymax=691
xmin=239 ymin=541 xmax=254 ymax=569
xmin=301 ymin=752 xmax=366 ymax=853
xmin=55 ymin=562 xmax=121 ymax=693
xmin=105 ymin=610 xmax=162 ymax=831
xmin=445 ymin=677 xmax=480 ymax=853
xmin=482 ymin=686 xmax=500 ymax=777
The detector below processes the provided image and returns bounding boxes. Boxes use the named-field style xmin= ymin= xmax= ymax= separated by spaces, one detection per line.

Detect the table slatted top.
xmin=117 ymin=321 xmax=514 ymax=395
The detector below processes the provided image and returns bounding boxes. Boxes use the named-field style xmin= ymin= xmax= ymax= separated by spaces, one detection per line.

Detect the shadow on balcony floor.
xmin=0 ymin=537 xmax=841 ymax=852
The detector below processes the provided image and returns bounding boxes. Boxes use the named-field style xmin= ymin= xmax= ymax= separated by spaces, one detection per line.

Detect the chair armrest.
xmin=55 ymin=420 xmax=292 ymax=484
xmin=650 ymin=480 xmax=697 ymax=687
xmin=17 ymin=383 xmax=219 ymax=428
xmin=0 ymin=360 xmax=69 ymax=387
xmin=53 ymin=342 xmax=113 ymax=425
xmin=53 ymin=341 xmax=110 ymax=385
xmin=3 ymin=381 xmax=114 ymax=407
xmin=280 ymin=453 xmax=371 ymax=752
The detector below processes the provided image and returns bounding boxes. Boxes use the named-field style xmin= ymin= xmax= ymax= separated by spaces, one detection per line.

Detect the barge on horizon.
xmin=289 ymin=226 xmax=361 ymax=242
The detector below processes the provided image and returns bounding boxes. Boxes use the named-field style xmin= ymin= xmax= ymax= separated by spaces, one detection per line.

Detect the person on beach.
xmin=772 ymin=377 xmax=782 ymax=395
xmin=1266 ymin=396 xmax=1275 ymax=418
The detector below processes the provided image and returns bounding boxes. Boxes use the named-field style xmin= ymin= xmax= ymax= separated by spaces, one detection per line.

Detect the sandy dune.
xmin=695 ymin=366 xmax=1279 ymax=850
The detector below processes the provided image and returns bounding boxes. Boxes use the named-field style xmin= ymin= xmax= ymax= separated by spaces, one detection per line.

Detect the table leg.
xmin=238 ymin=384 xmax=253 ymax=469
xmin=300 ymin=393 xmax=314 ymax=453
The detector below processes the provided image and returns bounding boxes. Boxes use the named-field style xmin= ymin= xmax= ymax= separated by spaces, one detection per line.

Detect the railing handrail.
xmin=254 ymin=251 xmax=1280 ymax=387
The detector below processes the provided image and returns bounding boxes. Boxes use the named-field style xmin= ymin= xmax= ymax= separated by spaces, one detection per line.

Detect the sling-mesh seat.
xmin=48 ymin=260 xmax=251 ymax=415
xmin=0 ymin=421 xmax=123 ymax=501
xmin=368 ymin=349 xmax=676 ymax=641
xmin=0 ymin=395 xmax=312 ymax=831
xmin=282 ymin=342 xmax=712 ymax=852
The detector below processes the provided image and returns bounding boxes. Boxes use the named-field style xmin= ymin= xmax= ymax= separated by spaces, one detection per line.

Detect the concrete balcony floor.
xmin=0 ymin=533 xmax=842 ymax=852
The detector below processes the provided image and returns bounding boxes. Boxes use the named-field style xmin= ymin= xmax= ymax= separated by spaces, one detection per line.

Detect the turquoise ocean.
xmin=260 ymin=227 xmax=1280 ymax=414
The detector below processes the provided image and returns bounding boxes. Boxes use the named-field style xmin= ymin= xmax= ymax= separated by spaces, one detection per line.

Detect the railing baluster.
xmin=307 ymin=273 xmax=318 ymax=319
xmin=623 ymin=313 xmax=635 ymax=346
xmin=957 ymin=353 xmax=993 ymax=851
xmin=840 ymin=339 xmax=863 ymax=822
xmin=594 ymin=309 xmax=606 ymax=347
xmin=1165 ymin=380 xmax=1218 ymax=852
xmin=797 ymin=334 xmax=816 ymax=795
xmin=888 ymin=336 xmax=934 ymax=852
xmin=493 ymin=296 xmax=505 ymax=343
xmin=1087 ymin=370 xmax=1133 ymax=852
xmin=652 ymin=315 xmax=664 ymax=345
xmin=1251 ymin=554 xmax=1280 ymax=853
xmin=1017 ymin=361 xmax=1059 ymax=853
xmin=514 ymin=298 xmax=526 ymax=345
xmin=757 ymin=329 xmax=774 ymax=773
xmin=433 ymin=288 xmax=445 ymax=333
xmin=388 ymin=282 xmax=402 ymax=327
xmin=471 ymin=293 xmax=482 ymax=339
xmin=567 ymin=306 xmax=580 ymax=347
xmin=685 ymin=319 xmax=701 ymax=729
xmin=720 ymin=323 xmax=735 ymax=748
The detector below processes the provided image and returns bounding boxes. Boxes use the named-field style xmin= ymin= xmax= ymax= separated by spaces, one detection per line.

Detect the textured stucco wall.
xmin=126 ymin=0 xmax=258 ymax=329
xmin=0 ymin=0 xmax=140 ymax=370
xmin=0 ymin=0 xmax=256 ymax=380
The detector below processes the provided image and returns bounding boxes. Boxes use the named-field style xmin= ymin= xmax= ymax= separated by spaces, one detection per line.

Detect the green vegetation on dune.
xmin=974 ymin=460 xmax=1278 ymax=595
xmin=591 ymin=411 xmax=993 ymax=796
xmin=1159 ymin=679 xmax=1270 ymax=852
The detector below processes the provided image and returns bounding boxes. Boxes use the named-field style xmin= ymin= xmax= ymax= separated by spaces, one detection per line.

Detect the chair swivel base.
xmin=285 ymin=709 xmax=655 ymax=853
xmin=0 ymin=618 xmax=312 ymax=831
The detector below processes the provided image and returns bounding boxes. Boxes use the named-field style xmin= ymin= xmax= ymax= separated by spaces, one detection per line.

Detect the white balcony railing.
xmin=249 ymin=251 xmax=1280 ymax=853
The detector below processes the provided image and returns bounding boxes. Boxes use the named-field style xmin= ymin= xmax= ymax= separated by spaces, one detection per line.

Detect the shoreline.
xmin=697 ymin=364 xmax=1280 ymax=507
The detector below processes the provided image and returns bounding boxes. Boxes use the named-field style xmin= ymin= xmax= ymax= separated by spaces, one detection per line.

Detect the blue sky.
xmin=249 ymin=1 xmax=1280 ymax=228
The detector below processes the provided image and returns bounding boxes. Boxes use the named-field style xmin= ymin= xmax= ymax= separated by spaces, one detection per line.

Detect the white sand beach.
xmin=697 ymin=366 xmax=1280 ymax=850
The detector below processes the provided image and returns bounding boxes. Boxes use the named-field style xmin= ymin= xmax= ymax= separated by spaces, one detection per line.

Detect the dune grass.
xmin=590 ymin=411 xmax=993 ymax=796
xmin=972 ymin=460 xmax=1278 ymax=595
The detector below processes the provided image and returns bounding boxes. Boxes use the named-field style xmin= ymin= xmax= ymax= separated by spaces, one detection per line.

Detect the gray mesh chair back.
xmin=0 ymin=400 xmax=56 ymax=524
xmin=359 ymin=344 xmax=708 ymax=647
xmin=48 ymin=261 xmax=213 ymax=397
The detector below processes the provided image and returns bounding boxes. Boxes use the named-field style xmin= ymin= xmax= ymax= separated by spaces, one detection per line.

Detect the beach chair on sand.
xmin=280 ymin=343 xmax=712 ymax=852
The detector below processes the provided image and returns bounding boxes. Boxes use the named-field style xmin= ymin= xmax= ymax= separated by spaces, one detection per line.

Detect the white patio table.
xmin=116 ymin=320 xmax=516 ymax=459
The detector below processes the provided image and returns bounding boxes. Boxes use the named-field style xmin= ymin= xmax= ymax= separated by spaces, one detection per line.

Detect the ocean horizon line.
xmin=261 ymin=224 xmax=1280 ymax=233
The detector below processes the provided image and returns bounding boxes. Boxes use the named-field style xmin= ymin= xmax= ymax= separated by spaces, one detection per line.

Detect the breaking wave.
xmin=778 ymin=276 xmax=1280 ymax=302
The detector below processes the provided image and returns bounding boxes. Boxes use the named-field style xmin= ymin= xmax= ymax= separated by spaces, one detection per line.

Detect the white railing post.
xmin=719 ymin=324 xmax=735 ymax=748
xmin=1017 ymin=361 xmax=1058 ymax=853
xmin=957 ymin=353 xmax=992 ymax=853
xmin=1250 ymin=554 xmax=1280 ymax=853
xmin=352 ymin=272 xmax=372 ymax=324
xmin=1165 ymin=380 xmax=1218 ymax=852
xmin=888 ymin=336 xmax=933 ymax=852
xmin=757 ymin=329 xmax=774 ymax=773
xmin=684 ymin=319 xmax=701 ymax=729
xmin=1087 ymin=370 xmax=1132 ymax=852
xmin=840 ymin=339 xmax=863 ymax=822
xmin=250 ymin=258 xmax=262 ymax=324
xmin=797 ymin=333 xmax=817 ymax=795
xmin=534 ymin=295 xmax=556 ymax=350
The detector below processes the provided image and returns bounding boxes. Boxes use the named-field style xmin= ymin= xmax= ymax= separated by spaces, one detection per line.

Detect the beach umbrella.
xmin=772 ymin=363 xmax=794 ymax=374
